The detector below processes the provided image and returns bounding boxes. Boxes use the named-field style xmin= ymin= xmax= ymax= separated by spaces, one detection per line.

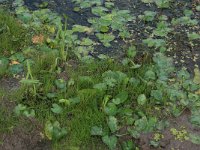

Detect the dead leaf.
xmin=32 ymin=34 xmax=44 ymax=44
xmin=10 ymin=60 xmax=20 ymax=65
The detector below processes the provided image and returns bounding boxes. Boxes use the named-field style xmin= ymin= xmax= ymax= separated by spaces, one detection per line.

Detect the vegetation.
xmin=0 ymin=0 xmax=200 ymax=149
xmin=0 ymin=9 xmax=29 ymax=56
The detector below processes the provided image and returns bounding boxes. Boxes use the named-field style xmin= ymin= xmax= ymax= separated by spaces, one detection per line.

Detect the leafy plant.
xmin=96 ymin=33 xmax=115 ymax=47
xmin=153 ymin=21 xmax=172 ymax=37
xmin=14 ymin=104 xmax=35 ymax=117
xmin=187 ymin=32 xmax=200 ymax=41
xmin=154 ymin=0 xmax=172 ymax=8
xmin=102 ymin=135 xmax=117 ymax=150
xmin=45 ymin=120 xmax=67 ymax=141
xmin=139 ymin=11 xmax=157 ymax=22
xmin=143 ymin=38 xmax=167 ymax=52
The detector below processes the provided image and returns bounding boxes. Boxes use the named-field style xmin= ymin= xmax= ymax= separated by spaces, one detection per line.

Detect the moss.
xmin=0 ymin=9 xmax=30 ymax=56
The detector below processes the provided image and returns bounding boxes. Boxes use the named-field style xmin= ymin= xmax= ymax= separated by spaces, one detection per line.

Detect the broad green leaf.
xmin=51 ymin=103 xmax=63 ymax=114
xmin=145 ymin=70 xmax=156 ymax=80
xmin=91 ymin=126 xmax=103 ymax=136
xmin=102 ymin=135 xmax=117 ymax=150
xmin=115 ymin=91 xmax=128 ymax=104
xmin=45 ymin=121 xmax=54 ymax=140
xmin=189 ymin=133 xmax=200 ymax=144
xmin=137 ymin=94 xmax=147 ymax=105
xmin=104 ymin=103 xmax=118 ymax=116
xmin=108 ymin=116 xmax=118 ymax=133
xmin=127 ymin=46 xmax=136 ymax=58
xmin=14 ymin=104 xmax=26 ymax=116
xmin=151 ymin=90 xmax=163 ymax=102
xmin=122 ymin=140 xmax=135 ymax=150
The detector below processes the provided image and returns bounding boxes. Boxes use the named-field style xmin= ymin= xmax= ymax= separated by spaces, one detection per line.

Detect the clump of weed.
xmin=0 ymin=9 xmax=30 ymax=56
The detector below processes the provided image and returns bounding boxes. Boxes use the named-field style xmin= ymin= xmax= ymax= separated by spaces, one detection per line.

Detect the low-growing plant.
xmin=154 ymin=0 xmax=172 ymax=8
xmin=187 ymin=32 xmax=200 ymax=41
xmin=153 ymin=21 xmax=172 ymax=37
xmin=143 ymin=38 xmax=167 ymax=52
xmin=139 ymin=11 xmax=157 ymax=22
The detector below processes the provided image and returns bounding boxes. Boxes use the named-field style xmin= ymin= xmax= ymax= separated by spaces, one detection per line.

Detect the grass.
xmin=0 ymin=89 xmax=18 ymax=134
xmin=14 ymin=51 xmax=151 ymax=148
xmin=0 ymin=9 xmax=30 ymax=56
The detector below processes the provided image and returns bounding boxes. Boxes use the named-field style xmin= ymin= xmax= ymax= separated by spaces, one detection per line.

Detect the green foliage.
xmin=45 ymin=120 xmax=67 ymax=141
xmin=153 ymin=21 xmax=172 ymax=37
xmin=139 ymin=11 xmax=157 ymax=22
xmin=154 ymin=0 xmax=172 ymax=8
xmin=143 ymin=38 xmax=166 ymax=52
xmin=102 ymin=135 xmax=117 ymax=150
xmin=188 ymin=32 xmax=200 ymax=41
xmin=14 ymin=104 xmax=35 ymax=117
xmin=96 ymin=33 xmax=115 ymax=47
xmin=137 ymin=94 xmax=147 ymax=105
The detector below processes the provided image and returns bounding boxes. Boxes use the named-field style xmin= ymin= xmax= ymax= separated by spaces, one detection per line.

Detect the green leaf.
xmin=59 ymin=99 xmax=70 ymax=105
xmin=104 ymin=103 xmax=118 ymax=116
xmin=14 ymin=104 xmax=26 ymax=116
xmin=151 ymin=90 xmax=163 ymax=102
xmin=189 ymin=133 xmax=200 ymax=144
xmin=190 ymin=110 xmax=200 ymax=126
xmin=115 ymin=91 xmax=128 ymax=104
xmin=93 ymin=83 xmax=107 ymax=91
xmin=108 ymin=116 xmax=118 ymax=133
xmin=122 ymin=140 xmax=135 ymax=150
xmin=45 ymin=121 xmax=54 ymax=140
xmin=137 ymin=94 xmax=147 ymax=105
xmin=9 ymin=64 xmax=23 ymax=74
xmin=45 ymin=121 xmax=67 ymax=141
xmin=51 ymin=103 xmax=63 ymax=114
xmin=102 ymin=135 xmax=117 ymax=150
xmin=129 ymin=77 xmax=140 ymax=87
xmin=20 ymin=79 xmax=40 ymax=85
xmin=144 ymin=70 xmax=156 ymax=80
xmin=193 ymin=68 xmax=200 ymax=84
xmin=55 ymin=79 xmax=66 ymax=89
xmin=72 ymin=25 xmax=93 ymax=33
xmin=91 ymin=126 xmax=103 ymax=136
xmin=23 ymin=109 xmax=35 ymax=117
xmin=127 ymin=46 xmax=137 ymax=58
xmin=188 ymin=32 xmax=200 ymax=41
